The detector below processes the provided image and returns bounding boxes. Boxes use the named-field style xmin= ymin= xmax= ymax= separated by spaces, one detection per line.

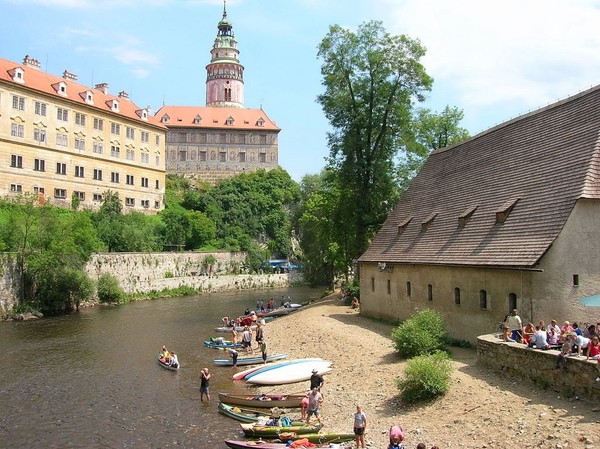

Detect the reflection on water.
xmin=0 ymin=286 xmax=321 ymax=448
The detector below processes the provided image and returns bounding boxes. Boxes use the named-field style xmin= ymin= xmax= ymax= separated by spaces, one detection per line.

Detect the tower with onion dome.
xmin=206 ymin=1 xmax=244 ymax=108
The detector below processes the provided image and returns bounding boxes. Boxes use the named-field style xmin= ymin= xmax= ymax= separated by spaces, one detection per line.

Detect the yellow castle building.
xmin=0 ymin=55 xmax=166 ymax=213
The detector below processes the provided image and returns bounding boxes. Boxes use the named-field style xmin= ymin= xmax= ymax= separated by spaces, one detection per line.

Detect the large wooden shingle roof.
xmin=359 ymin=85 xmax=600 ymax=268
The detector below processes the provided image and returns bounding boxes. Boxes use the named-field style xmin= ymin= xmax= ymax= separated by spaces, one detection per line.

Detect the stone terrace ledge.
xmin=477 ymin=334 xmax=600 ymax=400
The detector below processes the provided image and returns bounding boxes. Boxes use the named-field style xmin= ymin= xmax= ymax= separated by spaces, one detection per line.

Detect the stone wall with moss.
xmin=477 ymin=334 xmax=600 ymax=400
xmin=85 ymin=252 xmax=302 ymax=295
xmin=0 ymin=253 xmax=19 ymax=313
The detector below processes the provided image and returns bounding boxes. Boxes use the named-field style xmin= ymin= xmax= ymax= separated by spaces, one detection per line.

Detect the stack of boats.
xmin=217 ymin=358 xmax=353 ymax=447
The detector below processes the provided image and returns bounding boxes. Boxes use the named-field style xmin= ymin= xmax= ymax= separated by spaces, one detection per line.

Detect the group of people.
xmin=351 ymin=407 xmax=438 ymax=449
xmin=501 ymin=309 xmax=600 ymax=378
xmin=158 ymin=345 xmax=179 ymax=368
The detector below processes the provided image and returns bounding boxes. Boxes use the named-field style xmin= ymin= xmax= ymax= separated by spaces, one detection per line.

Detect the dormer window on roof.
xmin=421 ymin=213 xmax=438 ymax=232
xmin=52 ymin=81 xmax=68 ymax=96
xmin=256 ymin=118 xmax=265 ymax=127
xmin=8 ymin=67 xmax=25 ymax=84
xmin=136 ymin=109 xmax=149 ymax=121
xmin=161 ymin=114 xmax=170 ymax=124
xmin=106 ymin=99 xmax=119 ymax=113
xmin=397 ymin=217 xmax=413 ymax=235
xmin=194 ymin=115 xmax=202 ymax=125
xmin=458 ymin=205 xmax=478 ymax=227
xmin=226 ymin=116 xmax=235 ymax=126
xmin=80 ymin=90 xmax=94 ymax=105
xmin=495 ymin=198 xmax=519 ymax=224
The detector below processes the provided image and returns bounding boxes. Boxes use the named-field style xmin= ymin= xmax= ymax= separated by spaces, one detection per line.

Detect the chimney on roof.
xmin=62 ymin=70 xmax=77 ymax=82
xmin=95 ymin=83 xmax=109 ymax=95
xmin=22 ymin=55 xmax=41 ymax=70
xmin=118 ymin=91 xmax=129 ymax=99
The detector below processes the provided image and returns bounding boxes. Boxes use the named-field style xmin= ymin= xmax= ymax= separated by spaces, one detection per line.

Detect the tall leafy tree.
xmin=399 ymin=106 xmax=470 ymax=190
xmin=316 ymin=20 xmax=433 ymax=270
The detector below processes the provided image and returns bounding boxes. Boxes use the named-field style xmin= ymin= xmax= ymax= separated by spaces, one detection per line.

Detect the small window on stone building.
xmin=508 ymin=293 xmax=517 ymax=312
xmin=387 ymin=279 xmax=391 ymax=295
xmin=428 ymin=284 xmax=433 ymax=301
xmin=454 ymin=287 xmax=461 ymax=305
xmin=406 ymin=281 xmax=411 ymax=297
xmin=480 ymin=290 xmax=488 ymax=309
xmin=371 ymin=277 xmax=375 ymax=292
xmin=573 ymin=274 xmax=580 ymax=287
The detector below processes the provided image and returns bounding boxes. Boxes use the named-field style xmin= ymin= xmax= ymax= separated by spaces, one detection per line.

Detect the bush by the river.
xmin=390 ymin=308 xmax=446 ymax=358
xmin=396 ymin=351 xmax=453 ymax=403
xmin=97 ymin=273 xmax=126 ymax=303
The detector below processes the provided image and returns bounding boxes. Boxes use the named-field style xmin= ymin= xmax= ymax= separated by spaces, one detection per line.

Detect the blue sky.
xmin=3 ymin=0 xmax=600 ymax=182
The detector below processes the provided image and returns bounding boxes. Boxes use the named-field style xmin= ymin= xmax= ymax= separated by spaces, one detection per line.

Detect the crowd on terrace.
xmin=500 ymin=309 xmax=600 ymax=379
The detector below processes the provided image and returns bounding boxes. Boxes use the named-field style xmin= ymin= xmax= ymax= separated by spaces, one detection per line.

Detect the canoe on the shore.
xmin=218 ymin=392 xmax=305 ymax=408
xmin=157 ymin=358 xmax=179 ymax=371
xmin=277 ymin=432 xmax=355 ymax=444
xmin=214 ymin=353 xmax=288 ymax=366
xmin=224 ymin=438 xmax=353 ymax=449
xmin=246 ymin=361 xmax=332 ymax=385
xmin=240 ymin=422 xmax=323 ymax=437
xmin=258 ymin=308 xmax=295 ymax=318
xmin=218 ymin=403 xmax=301 ymax=424
xmin=215 ymin=325 xmax=257 ymax=333
xmin=243 ymin=358 xmax=327 ymax=380
xmin=204 ymin=340 xmax=242 ymax=349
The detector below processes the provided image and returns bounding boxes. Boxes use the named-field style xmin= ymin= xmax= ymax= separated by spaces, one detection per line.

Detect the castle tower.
xmin=205 ymin=1 xmax=244 ymax=108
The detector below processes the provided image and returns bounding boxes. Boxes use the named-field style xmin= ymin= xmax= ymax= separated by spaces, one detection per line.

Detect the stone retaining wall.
xmin=477 ymin=334 xmax=600 ymax=400
xmin=0 ymin=253 xmax=19 ymax=313
xmin=85 ymin=252 xmax=302 ymax=295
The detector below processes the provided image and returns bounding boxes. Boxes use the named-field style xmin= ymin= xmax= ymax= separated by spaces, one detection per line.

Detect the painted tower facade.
xmin=205 ymin=3 xmax=244 ymax=108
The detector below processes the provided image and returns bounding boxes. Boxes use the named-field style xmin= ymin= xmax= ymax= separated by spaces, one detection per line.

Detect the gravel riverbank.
xmin=253 ymin=293 xmax=600 ymax=449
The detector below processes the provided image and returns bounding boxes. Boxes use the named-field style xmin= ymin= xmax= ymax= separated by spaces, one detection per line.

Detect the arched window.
xmin=479 ymin=290 xmax=487 ymax=309
xmin=508 ymin=293 xmax=517 ymax=312
xmin=454 ymin=287 xmax=461 ymax=305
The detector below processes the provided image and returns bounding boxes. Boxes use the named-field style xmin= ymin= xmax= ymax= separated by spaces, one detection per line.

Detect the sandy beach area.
xmin=253 ymin=293 xmax=600 ymax=449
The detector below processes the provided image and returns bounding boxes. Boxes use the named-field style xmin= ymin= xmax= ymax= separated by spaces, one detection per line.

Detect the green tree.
xmin=317 ymin=20 xmax=433 ymax=271
xmin=399 ymin=105 xmax=470 ymax=187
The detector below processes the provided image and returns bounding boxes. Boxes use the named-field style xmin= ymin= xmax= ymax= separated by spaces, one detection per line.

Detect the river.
xmin=0 ymin=286 xmax=322 ymax=448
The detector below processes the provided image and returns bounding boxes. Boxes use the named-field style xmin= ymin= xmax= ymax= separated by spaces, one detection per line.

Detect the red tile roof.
xmin=154 ymin=105 xmax=280 ymax=131
xmin=0 ymin=56 xmax=165 ymax=129
xmin=359 ymin=84 xmax=600 ymax=268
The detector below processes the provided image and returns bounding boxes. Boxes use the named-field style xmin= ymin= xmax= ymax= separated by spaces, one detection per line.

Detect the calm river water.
xmin=0 ymin=286 xmax=322 ymax=448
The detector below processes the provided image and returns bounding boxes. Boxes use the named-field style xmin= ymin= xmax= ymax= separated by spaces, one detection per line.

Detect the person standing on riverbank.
xmin=353 ymin=405 xmax=367 ymax=449
xmin=310 ymin=369 xmax=325 ymax=391
xmin=200 ymin=368 xmax=211 ymax=401
xmin=306 ymin=387 xmax=323 ymax=425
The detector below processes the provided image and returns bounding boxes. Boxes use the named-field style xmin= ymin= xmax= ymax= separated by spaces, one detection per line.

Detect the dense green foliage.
xmin=396 ymin=351 xmax=453 ymax=403
xmin=316 ymin=21 xmax=433 ymax=268
xmin=390 ymin=308 xmax=447 ymax=358
xmin=96 ymin=273 xmax=126 ymax=304
xmin=299 ymin=21 xmax=469 ymax=286
xmin=0 ymin=196 xmax=100 ymax=314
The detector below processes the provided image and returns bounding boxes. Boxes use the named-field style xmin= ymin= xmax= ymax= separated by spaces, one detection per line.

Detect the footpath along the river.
xmin=253 ymin=293 xmax=600 ymax=449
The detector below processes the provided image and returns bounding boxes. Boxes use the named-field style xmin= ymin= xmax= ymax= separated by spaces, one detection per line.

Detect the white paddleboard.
xmin=246 ymin=360 xmax=332 ymax=385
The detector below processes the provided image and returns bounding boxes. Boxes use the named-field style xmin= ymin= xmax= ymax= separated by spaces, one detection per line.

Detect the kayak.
xmin=157 ymin=358 xmax=179 ymax=371
xmin=217 ymin=402 xmax=301 ymax=424
xmin=215 ymin=325 xmax=257 ymax=333
xmin=214 ymin=353 xmax=288 ymax=366
xmin=240 ymin=422 xmax=323 ymax=437
xmin=246 ymin=361 xmax=332 ymax=385
xmin=225 ymin=436 xmax=354 ymax=448
xmin=204 ymin=340 xmax=243 ymax=349
xmin=218 ymin=392 xmax=305 ymax=408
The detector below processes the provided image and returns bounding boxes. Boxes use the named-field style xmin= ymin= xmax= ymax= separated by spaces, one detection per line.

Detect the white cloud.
xmin=384 ymin=0 xmax=600 ymax=116
xmin=130 ymin=68 xmax=150 ymax=78
xmin=114 ymin=48 xmax=159 ymax=66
